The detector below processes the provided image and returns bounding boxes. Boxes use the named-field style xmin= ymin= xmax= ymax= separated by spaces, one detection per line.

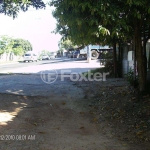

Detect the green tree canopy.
xmin=0 ymin=0 xmax=46 ymax=18
xmin=0 ymin=35 xmax=14 ymax=54
xmin=58 ymin=39 xmax=78 ymax=51
xmin=0 ymin=35 xmax=33 ymax=56
xmin=12 ymin=38 xmax=33 ymax=54
xmin=13 ymin=47 xmax=24 ymax=56
xmin=0 ymin=36 xmax=7 ymax=55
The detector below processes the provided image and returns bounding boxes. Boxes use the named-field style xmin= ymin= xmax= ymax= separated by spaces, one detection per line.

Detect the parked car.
xmin=23 ymin=52 xmax=38 ymax=62
xmin=42 ymin=55 xmax=50 ymax=60
xmin=73 ymin=50 xmax=80 ymax=58
xmin=49 ymin=55 xmax=56 ymax=59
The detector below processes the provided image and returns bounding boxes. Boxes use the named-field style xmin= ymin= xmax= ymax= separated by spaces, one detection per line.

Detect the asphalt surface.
xmin=0 ymin=57 xmax=84 ymax=73
xmin=0 ymin=58 xmax=101 ymax=96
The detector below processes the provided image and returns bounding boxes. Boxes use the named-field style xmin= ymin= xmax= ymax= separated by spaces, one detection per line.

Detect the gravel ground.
xmin=0 ymin=74 xmax=150 ymax=150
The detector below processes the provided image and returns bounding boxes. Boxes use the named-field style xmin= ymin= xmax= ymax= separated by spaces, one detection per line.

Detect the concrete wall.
xmin=121 ymin=42 xmax=150 ymax=80
xmin=122 ymin=45 xmax=130 ymax=76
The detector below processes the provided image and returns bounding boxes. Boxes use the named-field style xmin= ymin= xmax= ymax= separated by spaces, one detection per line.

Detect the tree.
xmin=117 ymin=0 xmax=150 ymax=92
xmin=39 ymin=49 xmax=51 ymax=57
xmin=50 ymin=0 xmax=128 ymax=77
xmin=12 ymin=38 xmax=33 ymax=55
xmin=0 ymin=37 xmax=6 ymax=55
xmin=0 ymin=35 xmax=13 ymax=52
xmin=12 ymin=47 xmax=24 ymax=56
xmin=0 ymin=35 xmax=33 ymax=59
xmin=0 ymin=0 xmax=46 ymax=18
xmin=50 ymin=0 xmax=150 ymax=92
xmin=0 ymin=35 xmax=14 ymax=60
xmin=58 ymin=39 xmax=78 ymax=51
xmin=50 ymin=0 xmax=121 ymax=45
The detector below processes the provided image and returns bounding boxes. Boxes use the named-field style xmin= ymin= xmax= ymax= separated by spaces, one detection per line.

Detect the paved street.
xmin=0 ymin=58 xmax=101 ymax=96
xmin=0 ymin=57 xmax=100 ymax=74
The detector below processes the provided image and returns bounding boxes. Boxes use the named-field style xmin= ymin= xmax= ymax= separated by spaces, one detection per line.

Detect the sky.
xmin=0 ymin=4 xmax=61 ymax=53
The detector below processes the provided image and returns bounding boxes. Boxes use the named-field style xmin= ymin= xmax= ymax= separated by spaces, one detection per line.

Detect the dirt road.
xmin=0 ymin=75 xmax=149 ymax=150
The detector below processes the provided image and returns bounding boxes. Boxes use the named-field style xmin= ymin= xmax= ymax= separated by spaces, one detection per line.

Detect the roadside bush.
xmin=124 ymin=69 xmax=139 ymax=88
xmin=100 ymin=52 xmax=114 ymax=76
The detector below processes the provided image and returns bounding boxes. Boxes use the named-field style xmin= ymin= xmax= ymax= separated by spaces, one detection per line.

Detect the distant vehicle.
xmin=42 ymin=55 xmax=50 ymax=60
xmin=49 ymin=55 xmax=56 ymax=59
xmin=73 ymin=50 xmax=80 ymax=58
xmin=23 ymin=52 xmax=38 ymax=62
xmin=49 ymin=52 xmax=57 ymax=58
xmin=79 ymin=45 xmax=112 ymax=60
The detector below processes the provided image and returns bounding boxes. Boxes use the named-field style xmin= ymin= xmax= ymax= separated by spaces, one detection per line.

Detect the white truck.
xmin=79 ymin=45 xmax=112 ymax=60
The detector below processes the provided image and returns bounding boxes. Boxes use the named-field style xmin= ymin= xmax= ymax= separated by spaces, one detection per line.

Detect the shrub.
xmin=124 ymin=69 xmax=138 ymax=88
xmin=100 ymin=52 xmax=114 ymax=75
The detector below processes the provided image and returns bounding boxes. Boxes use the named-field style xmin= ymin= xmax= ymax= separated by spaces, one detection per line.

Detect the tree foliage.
xmin=0 ymin=36 xmax=7 ymax=55
xmin=50 ymin=0 xmax=127 ymax=45
xmin=0 ymin=0 xmax=46 ymax=18
xmin=12 ymin=38 xmax=32 ymax=53
xmin=50 ymin=0 xmax=150 ymax=44
xmin=0 ymin=35 xmax=14 ymax=54
xmin=0 ymin=35 xmax=33 ymax=56
xmin=58 ymin=39 xmax=78 ymax=51
xmin=12 ymin=47 xmax=24 ymax=56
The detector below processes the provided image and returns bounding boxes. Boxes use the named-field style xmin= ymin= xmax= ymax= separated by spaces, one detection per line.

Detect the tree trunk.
xmin=133 ymin=36 xmax=137 ymax=80
xmin=135 ymin=23 xmax=146 ymax=92
xmin=143 ymin=26 xmax=147 ymax=81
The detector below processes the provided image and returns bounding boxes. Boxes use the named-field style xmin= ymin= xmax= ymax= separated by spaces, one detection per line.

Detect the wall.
xmin=122 ymin=44 xmax=130 ymax=76
xmin=0 ymin=52 xmax=22 ymax=62
xmin=121 ymin=42 xmax=150 ymax=80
